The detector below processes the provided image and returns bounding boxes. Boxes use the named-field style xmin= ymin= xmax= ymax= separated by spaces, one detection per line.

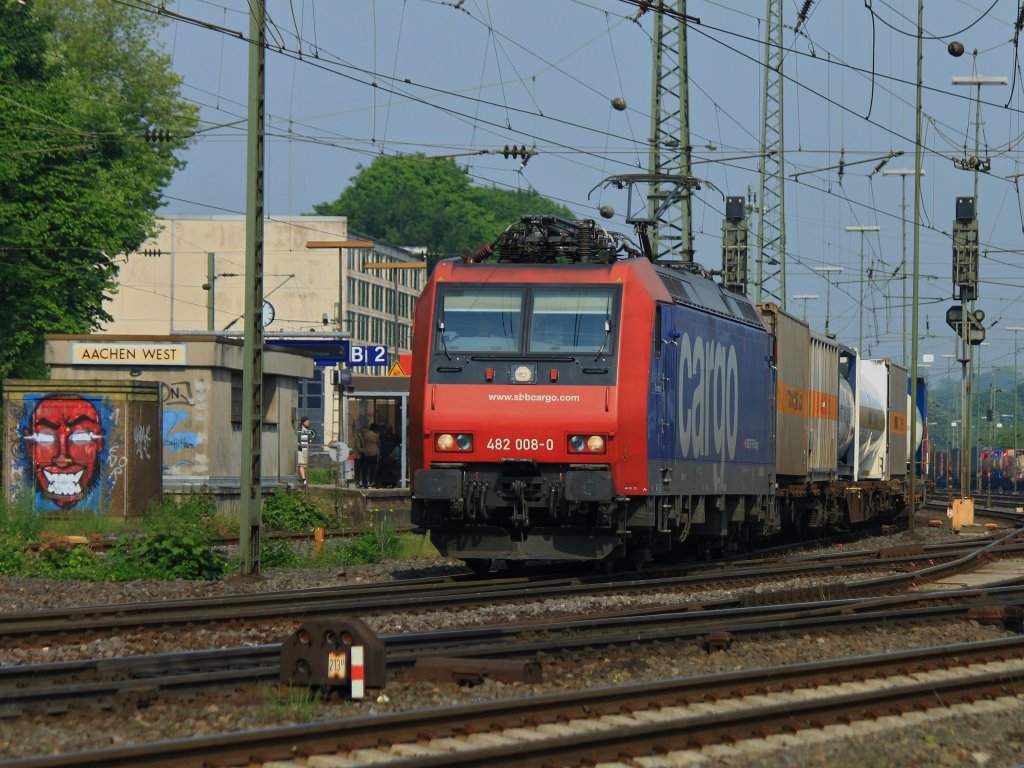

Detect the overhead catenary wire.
xmin=78 ymin=0 xmax=1024 ymax=345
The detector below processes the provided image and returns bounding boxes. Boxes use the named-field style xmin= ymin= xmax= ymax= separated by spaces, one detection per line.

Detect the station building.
xmin=86 ymin=215 xmax=422 ymax=490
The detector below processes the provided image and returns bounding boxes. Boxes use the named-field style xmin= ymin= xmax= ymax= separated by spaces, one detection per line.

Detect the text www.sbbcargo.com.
xmin=487 ymin=393 xmax=581 ymax=403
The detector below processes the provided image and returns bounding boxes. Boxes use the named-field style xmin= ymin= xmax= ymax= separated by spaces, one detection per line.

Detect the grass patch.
xmin=395 ymin=532 xmax=439 ymax=560
xmin=39 ymin=514 xmax=131 ymax=538
xmin=257 ymin=686 xmax=324 ymax=724
xmin=0 ymin=491 xmax=433 ymax=580
xmin=306 ymin=466 xmax=337 ymax=485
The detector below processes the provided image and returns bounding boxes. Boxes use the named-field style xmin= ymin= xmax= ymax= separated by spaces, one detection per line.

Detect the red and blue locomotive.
xmin=410 ymin=215 xmax=915 ymax=568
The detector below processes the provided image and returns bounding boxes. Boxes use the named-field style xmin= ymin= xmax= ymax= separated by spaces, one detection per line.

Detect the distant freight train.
xmin=931 ymin=448 xmax=1024 ymax=493
xmin=409 ymin=215 xmax=925 ymax=570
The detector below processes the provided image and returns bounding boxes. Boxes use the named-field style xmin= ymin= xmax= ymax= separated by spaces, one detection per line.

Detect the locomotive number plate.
xmin=328 ymin=651 xmax=348 ymax=680
xmin=487 ymin=437 xmax=555 ymax=452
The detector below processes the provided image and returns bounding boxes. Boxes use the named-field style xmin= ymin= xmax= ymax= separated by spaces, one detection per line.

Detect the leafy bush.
xmin=104 ymin=492 xmax=228 ymax=580
xmin=26 ymin=544 xmax=104 ymax=580
xmin=0 ymin=540 xmax=27 ymax=575
xmin=262 ymin=489 xmax=333 ymax=532
xmin=107 ymin=531 xmax=227 ymax=581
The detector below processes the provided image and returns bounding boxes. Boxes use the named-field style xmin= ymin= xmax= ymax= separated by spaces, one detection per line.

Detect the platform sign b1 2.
xmin=348 ymin=344 xmax=388 ymax=366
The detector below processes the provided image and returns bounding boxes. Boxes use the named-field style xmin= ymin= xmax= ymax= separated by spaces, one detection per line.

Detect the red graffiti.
xmin=23 ymin=397 xmax=104 ymax=508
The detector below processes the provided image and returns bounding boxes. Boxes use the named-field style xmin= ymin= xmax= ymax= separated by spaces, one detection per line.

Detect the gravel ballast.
xmin=0 ymin=527 xmax=1020 ymax=766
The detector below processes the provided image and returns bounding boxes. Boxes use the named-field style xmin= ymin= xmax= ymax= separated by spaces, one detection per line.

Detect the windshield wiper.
xmin=594 ymin=319 xmax=611 ymax=361
xmin=438 ymin=320 xmax=452 ymax=360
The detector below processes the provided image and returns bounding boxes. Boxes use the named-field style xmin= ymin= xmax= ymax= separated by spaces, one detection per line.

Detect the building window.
xmin=299 ymin=376 xmax=322 ymax=410
xmin=231 ymin=373 xmax=242 ymax=421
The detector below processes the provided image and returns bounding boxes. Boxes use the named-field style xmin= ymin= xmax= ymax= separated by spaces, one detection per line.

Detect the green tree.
xmin=0 ymin=1 xmax=197 ymax=379
xmin=312 ymin=154 xmax=574 ymax=256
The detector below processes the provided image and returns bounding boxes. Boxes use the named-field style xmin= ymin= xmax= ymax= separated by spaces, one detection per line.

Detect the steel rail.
xmin=4 ymin=636 xmax=1023 ymax=768
xmin=5 ymin=582 xmax=1024 ymax=716
xmin=1 ymin=534 xmax=1020 ymax=641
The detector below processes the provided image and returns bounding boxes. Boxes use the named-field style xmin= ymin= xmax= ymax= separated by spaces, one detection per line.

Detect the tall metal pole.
xmin=987 ymin=372 xmax=995 ymax=506
xmin=647 ymin=1 xmax=693 ymax=262
xmin=951 ymin=73 xmax=1006 ymax=511
xmin=239 ymin=0 xmax=266 ymax=576
xmin=907 ymin=0 xmax=923 ymax=534
xmin=1009 ymin=327 xmax=1024 ymax=493
xmin=845 ymin=225 xmax=879 ymax=353
xmin=206 ymin=252 xmax=215 ymax=332
xmin=756 ymin=0 xmax=786 ymax=306
xmin=900 ymin=175 xmax=907 ymax=367
xmin=883 ymin=169 xmax=925 ymax=367
xmin=974 ymin=343 xmax=989 ymax=496
xmin=813 ymin=266 xmax=841 ymax=336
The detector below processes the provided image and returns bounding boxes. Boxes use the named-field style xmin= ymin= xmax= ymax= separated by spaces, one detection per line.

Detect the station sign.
xmin=313 ymin=342 xmax=388 ymax=367
xmin=72 ymin=342 xmax=187 ymax=365
xmin=265 ymin=337 xmax=387 ymax=367
xmin=347 ymin=344 xmax=389 ymax=366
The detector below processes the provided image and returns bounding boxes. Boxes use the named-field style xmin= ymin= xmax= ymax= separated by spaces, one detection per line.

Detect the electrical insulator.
xmin=501 ymin=145 xmax=529 ymax=160
xmin=144 ymin=128 xmax=174 ymax=143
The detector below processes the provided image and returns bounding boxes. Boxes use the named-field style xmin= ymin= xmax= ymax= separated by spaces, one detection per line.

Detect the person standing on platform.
xmin=360 ymin=423 xmax=380 ymax=487
xmin=297 ymin=417 xmax=316 ymax=487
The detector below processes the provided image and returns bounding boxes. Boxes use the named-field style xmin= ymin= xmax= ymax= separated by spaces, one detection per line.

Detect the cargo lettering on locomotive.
xmin=676 ymin=332 xmax=739 ymax=463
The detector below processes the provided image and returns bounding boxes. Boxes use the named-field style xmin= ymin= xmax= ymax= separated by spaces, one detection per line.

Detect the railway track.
xmin=4 ymin=578 xmax=1023 ymax=717
xmin=2 ymin=530 xmax=1021 ymax=641
xmin=5 ymin=636 xmax=1023 ymax=767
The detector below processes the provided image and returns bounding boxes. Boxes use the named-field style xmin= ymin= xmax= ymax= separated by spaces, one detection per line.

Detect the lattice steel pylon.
xmin=647 ymin=1 xmax=693 ymax=263
xmin=756 ymin=0 xmax=786 ymax=307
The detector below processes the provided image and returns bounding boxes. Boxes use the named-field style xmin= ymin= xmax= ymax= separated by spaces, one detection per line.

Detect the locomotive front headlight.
xmin=436 ymin=433 xmax=473 ymax=452
xmin=568 ymin=434 xmax=606 ymax=453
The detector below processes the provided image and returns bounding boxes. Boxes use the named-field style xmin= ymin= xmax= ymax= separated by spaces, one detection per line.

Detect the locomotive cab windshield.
xmin=435 ymin=285 xmax=618 ymax=358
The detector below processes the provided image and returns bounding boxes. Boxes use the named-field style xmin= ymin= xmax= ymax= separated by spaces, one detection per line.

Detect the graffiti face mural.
xmin=22 ymin=396 xmax=105 ymax=509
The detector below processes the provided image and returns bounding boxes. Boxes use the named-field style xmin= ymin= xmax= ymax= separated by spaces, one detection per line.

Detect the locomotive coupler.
xmin=511 ymin=479 xmax=530 ymax=528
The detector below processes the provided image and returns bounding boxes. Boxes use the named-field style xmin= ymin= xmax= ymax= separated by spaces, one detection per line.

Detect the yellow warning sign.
xmin=388 ymin=354 xmax=412 ymax=377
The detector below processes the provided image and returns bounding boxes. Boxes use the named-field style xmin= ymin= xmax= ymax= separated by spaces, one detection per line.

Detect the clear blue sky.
xmin=157 ymin=0 xmax=1024 ymax=374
